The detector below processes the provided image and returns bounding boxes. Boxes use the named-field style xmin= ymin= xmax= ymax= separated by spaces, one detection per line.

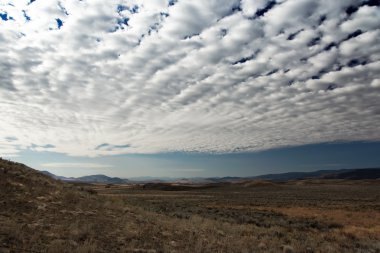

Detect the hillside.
xmin=2 ymin=158 xmax=380 ymax=253
xmin=0 ymin=158 xmax=132 ymax=252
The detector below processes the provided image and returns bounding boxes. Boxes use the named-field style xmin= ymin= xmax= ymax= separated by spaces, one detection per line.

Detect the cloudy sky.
xmin=1 ymin=0 xmax=379 ymax=177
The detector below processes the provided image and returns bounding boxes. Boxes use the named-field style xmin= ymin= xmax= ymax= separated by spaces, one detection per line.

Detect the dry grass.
xmin=265 ymin=207 xmax=380 ymax=229
xmin=1 ymin=158 xmax=380 ymax=252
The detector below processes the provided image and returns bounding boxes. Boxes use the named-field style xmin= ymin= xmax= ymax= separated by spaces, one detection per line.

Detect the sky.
xmin=1 ymin=0 xmax=380 ymax=178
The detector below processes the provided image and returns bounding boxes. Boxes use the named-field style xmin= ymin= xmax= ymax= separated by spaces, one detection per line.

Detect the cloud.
xmin=41 ymin=162 xmax=113 ymax=169
xmin=95 ymin=143 xmax=130 ymax=151
xmin=0 ymin=143 xmax=20 ymax=158
xmin=170 ymin=168 xmax=204 ymax=172
xmin=0 ymin=0 xmax=379 ymax=157
xmin=5 ymin=136 xmax=18 ymax=142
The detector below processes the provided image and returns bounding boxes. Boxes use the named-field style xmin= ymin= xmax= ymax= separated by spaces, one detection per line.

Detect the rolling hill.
xmin=41 ymin=171 xmax=129 ymax=184
xmin=41 ymin=167 xmax=380 ymax=184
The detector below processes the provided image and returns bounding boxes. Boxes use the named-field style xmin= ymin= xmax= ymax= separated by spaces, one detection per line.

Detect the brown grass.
xmin=1 ymin=158 xmax=380 ymax=252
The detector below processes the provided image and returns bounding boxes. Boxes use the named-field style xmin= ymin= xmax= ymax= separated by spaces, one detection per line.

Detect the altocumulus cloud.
xmin=0 ymin=0 xmax=379 ymax=157
xmin=41 ymin=163 xmax=113 ymax=169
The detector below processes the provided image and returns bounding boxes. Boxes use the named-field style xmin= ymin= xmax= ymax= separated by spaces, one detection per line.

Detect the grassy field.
xmin=89 ymin=181 xmax=380 ymax=253
xmin=1 ymin=159 xmax=380 ymax=252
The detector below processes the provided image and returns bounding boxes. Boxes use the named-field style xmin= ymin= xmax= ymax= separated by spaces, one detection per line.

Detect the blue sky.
xmin=1 ymin=0 xmax=380 ymax=177
xmin=10 ymin=141 xmax=380 ymax=178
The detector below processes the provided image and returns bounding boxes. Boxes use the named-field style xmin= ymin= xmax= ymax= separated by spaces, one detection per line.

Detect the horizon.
xmin=9 ymin=141 xmax=380 ymax=178
xmin=39 ymin=165 xmax=380 ymax=180
xmin=1 ymin=0 xmax=380 ymax=178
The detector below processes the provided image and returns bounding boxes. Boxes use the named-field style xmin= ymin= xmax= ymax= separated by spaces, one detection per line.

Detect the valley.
xmin=1 ymin=158 xmax=379 ymax=252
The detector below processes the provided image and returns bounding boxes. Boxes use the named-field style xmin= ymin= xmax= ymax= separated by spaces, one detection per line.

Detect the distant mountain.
xmin=181 ymin=169 xmax=380 ymax=183
xmin=41 ymin=170 xmax=62 ymax=180
xmin=206 ymin=177 xmax=246 ymax=183
xmin=76 ymin=174 xmax=127 ymax=184
xmin=321 ymin=168 xmax=380 ymax=180
xmin=42 ymin=171 xmax=128 ymax=184
xmin=128 ymin=176 xmax=174 ymax=182
xmin=251 ymin=168 xmax=380 ymax=181
xmin=250 ymin=169 xmax=346 ymax=181
xmin=42 ymin=167 xmax=380 ymax=185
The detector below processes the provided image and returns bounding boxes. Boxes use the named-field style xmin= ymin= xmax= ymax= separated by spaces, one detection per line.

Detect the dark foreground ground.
xmin=1 ymin=159 xmax=379 ymax=252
